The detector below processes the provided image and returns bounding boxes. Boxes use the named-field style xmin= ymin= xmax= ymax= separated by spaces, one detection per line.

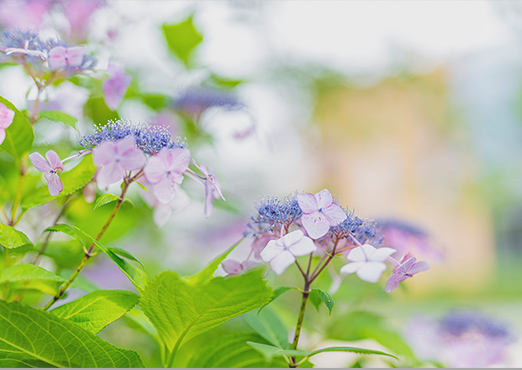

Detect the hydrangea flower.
xmin=144 ymin=147 xmax=190 ymax=204
xmin=340 ymin=244 xmax=396 ymax=283
xmin=221 ymin=259 xmax=258 ymax=275
xmin=385 ymin=255 xmax=430 ymax=293
xmin=92 ymin=136 xmax=146 ymax=188
xmin=0 ymin=103 xmax=14 ymax=145
xmin=29 ymin=150 xmax=64 ymax=196
xmin=297 ymin=189 xmax=347 ymax=239
xmin=260 ymin=230 xmax=316 ymax=275
xmin=103 ymin=61 xmax=131 ymax=111
xmin=48 ymin=46 xmax=84 ymax=70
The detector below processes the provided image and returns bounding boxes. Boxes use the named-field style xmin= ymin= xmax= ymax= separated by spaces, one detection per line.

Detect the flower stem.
xmin=41 ymin=180 xmax=131 ymax=310
xmin=290 ymin=281 xmax=310 ymax=368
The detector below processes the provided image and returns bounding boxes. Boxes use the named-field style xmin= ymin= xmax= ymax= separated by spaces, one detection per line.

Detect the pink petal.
xmin=152 ymin=177 xmax=176 ymax=204
xmin=322 ymin=204 xmax=347 ymax=226
xmin=260 ymin=239 xmax=284 ymax=262
xmin=370 ymin=247 xmax=397 ymax=262
xmin=355 ymin=262 xmax=386 ymax=283
xmin=93 ymin=141 xmax=117 ymax=166
xmin=45 ymin=150 xmax=63 ymax=171
xmin=96 ymin=161 xmax=125 ymax=188
xmin=115 ymin=136 xmax=137 ymax=154
xmin=169 ymin=185 xmax=190 ymax=212
xmin=410 ymin=261 xmax=431 ymax=275
xmin=340 ymin=261 xmax=364 ymax=274
xmin=297 ymin=193 xmax=318 ymax=213
xmin=168 ymin=148 xmax=191 ymax=173
xmin=397 ymin=257 xmax=417 ymax=273
xmin=103 ymin=62 xmax=131 ymax=111
xmin=29 ymin=152 xmax=52 ymax=172
xmin=48 ymin=46 xmax=67 ymax=70
xmin=385 ymin=272 xmax=404 ymax=293
xmin=46 ymin=172 xmax=63 ymax=197
xmin=0 ymin=103 xmax=14 ymax=129
xmin=0 ymin=129 xmax=5 ymax=145
xmin=221 ymin=260 xmax=242 ymax=275
xmin=153 ymin=204 xmax=172 ymax=228
xmin=251 ymin=236 xmax=277 ymax=259
xmin=315 ymin=189 xmax=334 ymax=209
xmin=119 ymin=148 xmax=146 ymax=171
xmin=347 ymin=244 xmax=376 ymax=263
xmin=144 ymin=154 xmax=168 ymax=184
xmin=301 ymin=212 xmax=331 ymax=239
xmin=66 ymin=46 xmax=85 ymax=67
xmin=204 ymin=181 xmax=215 ymax=218
xmin=288 ymin=235 xmax=317 ymax=257
xmin=270 ymin=251 xmax=295 ymax=275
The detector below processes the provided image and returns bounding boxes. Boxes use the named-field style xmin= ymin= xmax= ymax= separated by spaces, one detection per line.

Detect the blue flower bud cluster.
xmin=440 ymin=311 xmax=512 ymax=339
xmin=79 ymin=120 xmax=186 ymax=155
xmin=246 ymin=193 xmax=302 ymax=236
xmin=331 ymin=207 xmax=383 ymax=246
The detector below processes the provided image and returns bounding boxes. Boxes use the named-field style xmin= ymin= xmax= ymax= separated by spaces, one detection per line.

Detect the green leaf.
xmin=45 ymin=224 xmax=147 ymax=291
xmin=307 ymin=346 xmax=398 ymax=360
xmin=108 ymin=246 xmax=145 ymax=269
xmin=0 ymin=300 xmax=143 ymax=367
xmin=0 ymin=223 xmax=33 ymax=249
xmin=186 ymin=236 xmax=245 ymax=285
xmin=309 ymin=288 xmax=334 ymax=315
xmin=39 ymin=110 xmax=78 ymax=128
xmin=94 ymin=193 xmax=120 ymax=210
xmin=0 ymin=264 xmax=64 ymax=284
xmin=0 ymin=95 xmax=33 ymax=163
xmin=22 ymin=155 xmax=96 ymax=209
xmin=247 ymin=342 xmax=306 ymax=362
xmin=245 ymin=308 xmax=289 ymax=349
xmin=134 ymin=181 xmax=149 ymax=193
xmin=85 ymin=96 xmax=120 ymax=122
xmin=259 ymin=286 xmax=297 ymax=312
xmin=140 ymin=269 xmax=273 ymax=353
xmin=51 ymin=290 xmax=139 ymax=333
xmin=142 ymin=94 xmax=168 ymax=110
xmin=188 ymin=333 xmax=288 ymax=368
xmin=162 ymin=15 xmax=203 ymax=67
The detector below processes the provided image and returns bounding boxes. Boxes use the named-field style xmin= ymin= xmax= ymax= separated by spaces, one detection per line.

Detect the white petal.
xmin=346 ymin=244 xmax=376 ymax=262
xmin=301 ymin=212 xmax=330 ymax=239
xmin=282 ymin=230 xmax=303 ymax=247
xmin=297 ymin=193 xmax=318 ymax=213
xmin=270 ymin=251 xmax=295 ymax=275
xmin=355 ymin=262 xmax=386 ymax=283
xmin=340 ymin=261 xmax=364 ymax=274
xmin=322 ymin=204 xmax=347 ymax=226
xmin=370 ymin=247 xmax=397 ymax=262
xmin=260 ymin=240 xmax=284 ymax=262
xmin=315 ymin=189 xmax=333 ymax=209
xmin=288 ymin=236 xmax=316 ymax=257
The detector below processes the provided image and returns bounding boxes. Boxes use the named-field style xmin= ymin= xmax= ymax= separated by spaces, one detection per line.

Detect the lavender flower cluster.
xmin=79 ymin=120 xmax=186 ymax=155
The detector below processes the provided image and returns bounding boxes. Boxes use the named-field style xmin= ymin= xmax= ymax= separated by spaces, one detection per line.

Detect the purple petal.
xmin=48 ymin=46 xmax=67 ymax=70
xmin=93 ymin=141 xmax=117 ymax=166
xmin=119 ymin=148 xmax=146 ymax=171
xmin=322 ymin=203 xmax=347 ymax=226
xmin=168 ymin=148 xmax=191 ymax=173
xmin=410 ymin=261 xmax=431 ymax=275
xmin=204 ymin=181 xmax=214 ymax=218
xmin=297 ymin=192 xmax=318 ymax=213
xmin=397 ymin=257 xmax=417 ymax=273
xmin=221 ymin=260 xmax=242 ymax=275
xmin=144 ymin=154 xmax=168 ymax=184
xmin=315 ymin=189 xmax=333 ymax=209
xmin=301 ymin=212 xmax=330 ymax=239
xmin=45 ymin=150 xmax=63 ymax=171
xmin=385 ymin=272 xmax=404 ymax=293
xmin=0 ymin=103 xmax=14 ymax=129
xmin=46 ymin=172 xmax=63 ymax=197
xmin=152 ymin=177 xmax=176 ymax=204
xmin=116 ymin=136 xmax=137 ymax=153
xmin=29 ymin=152 xmax=52 ymax=172
xmin=96 ymin=161 xmax=125 ymax=188
xmin=103 ymin=62 xmax=131 ymax=111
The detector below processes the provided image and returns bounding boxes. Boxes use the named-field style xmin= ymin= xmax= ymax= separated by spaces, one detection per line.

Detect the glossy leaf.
xmin=0 ymin=300 xmax=143 ymax=367
xmin=0 ymin=95 xmax=33 ymax=163
xmin=141 ymin=269 xmax=272 ymax=352
xmin=0 ymin=264 xmax=64 ymax=284
xmin=51 ymin=290 xmax=139 ymax=333
xmin=162 ymin=15 xmax=203 ymax=67
xmin=0 ymin=223 xmax=33 ymax=250
xmin=22 ymin=155 xmax=96 ymax=209
xmin=94 ymin=193 xmax=120 ymax=210
xmin=39 ymin=110 xmax=78 ymax=128
xmin=309 ymin=288 xmax=334 ymax=315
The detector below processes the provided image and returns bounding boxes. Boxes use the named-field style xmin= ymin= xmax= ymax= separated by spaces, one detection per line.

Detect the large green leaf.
xmin=259 ymin=285 xmax=297 ymax=312
xmin=162 ymin=15 xmax=203 ymax=67
xmin=45 ymin=224 xmax=147 ymax=291
xmin=247 ymin=342 xmax=306 ymax=362
xmin=188 ymin=333 xmax=288 ymax=368
xmin=0 ymin=95 xmax=33 ymax=163
xmin=39 ymin=111 xmax=78 ymax=129
xmin=22 ymin=155 xmax=96 ymax=209
xmin=245 ymin=308 xmax=289 ymax=349
xmin=0 ymin=264 xmax=64 ymax=284
xmin=0 ymin=300 xmax=143 ymax=367
xmin=51 ymin=290 xmax=139 ymax=333
xmin=141 ymin=269 xmax=272 ymax=354
xmin=0 ymin=224 xmax=33 ymax=250
xmin=309 ymin=288 xmax=334 ymax=315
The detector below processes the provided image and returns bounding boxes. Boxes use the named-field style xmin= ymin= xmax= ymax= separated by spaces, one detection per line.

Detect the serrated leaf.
xmin=0 ymin=223 xmax=33 ymax=249
xmin=22 ymin=155 xmax=96 ymax=209
xmin=45 ymin=224 xmax=147 ymax=291
xmin=307 ymin=346 xmax=398 ymax=360
xmin=245 ymin=308 xmax=289 ymax=349
xmin=188 ymin=333 xmax=287 ymax=368
xmin=0 ymin=300 xmax=143 ymax=367
xmin=162 ymin=15 xmax=203 ymax=67
xmin=0 ymin=264 xmax=64 ymax=284
xmin=0 ymin=95 xmax=33 ymax=163
xmin=186 ymin=236 xmax=244 ymax=285
xmin=141 ymin=269 xmax=272 ymax=353
xmin=247 ymin=342 xmax=306 ymax=362
xmin=309 ymin=288 xmax=334 ymax=315
xmin=94 ymin=193 xmax=120 ymax=210
xmin=51 ymin=290 xmax=139 ymax=333
xmin=39 ymin=110 xmax=78 ymax=128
